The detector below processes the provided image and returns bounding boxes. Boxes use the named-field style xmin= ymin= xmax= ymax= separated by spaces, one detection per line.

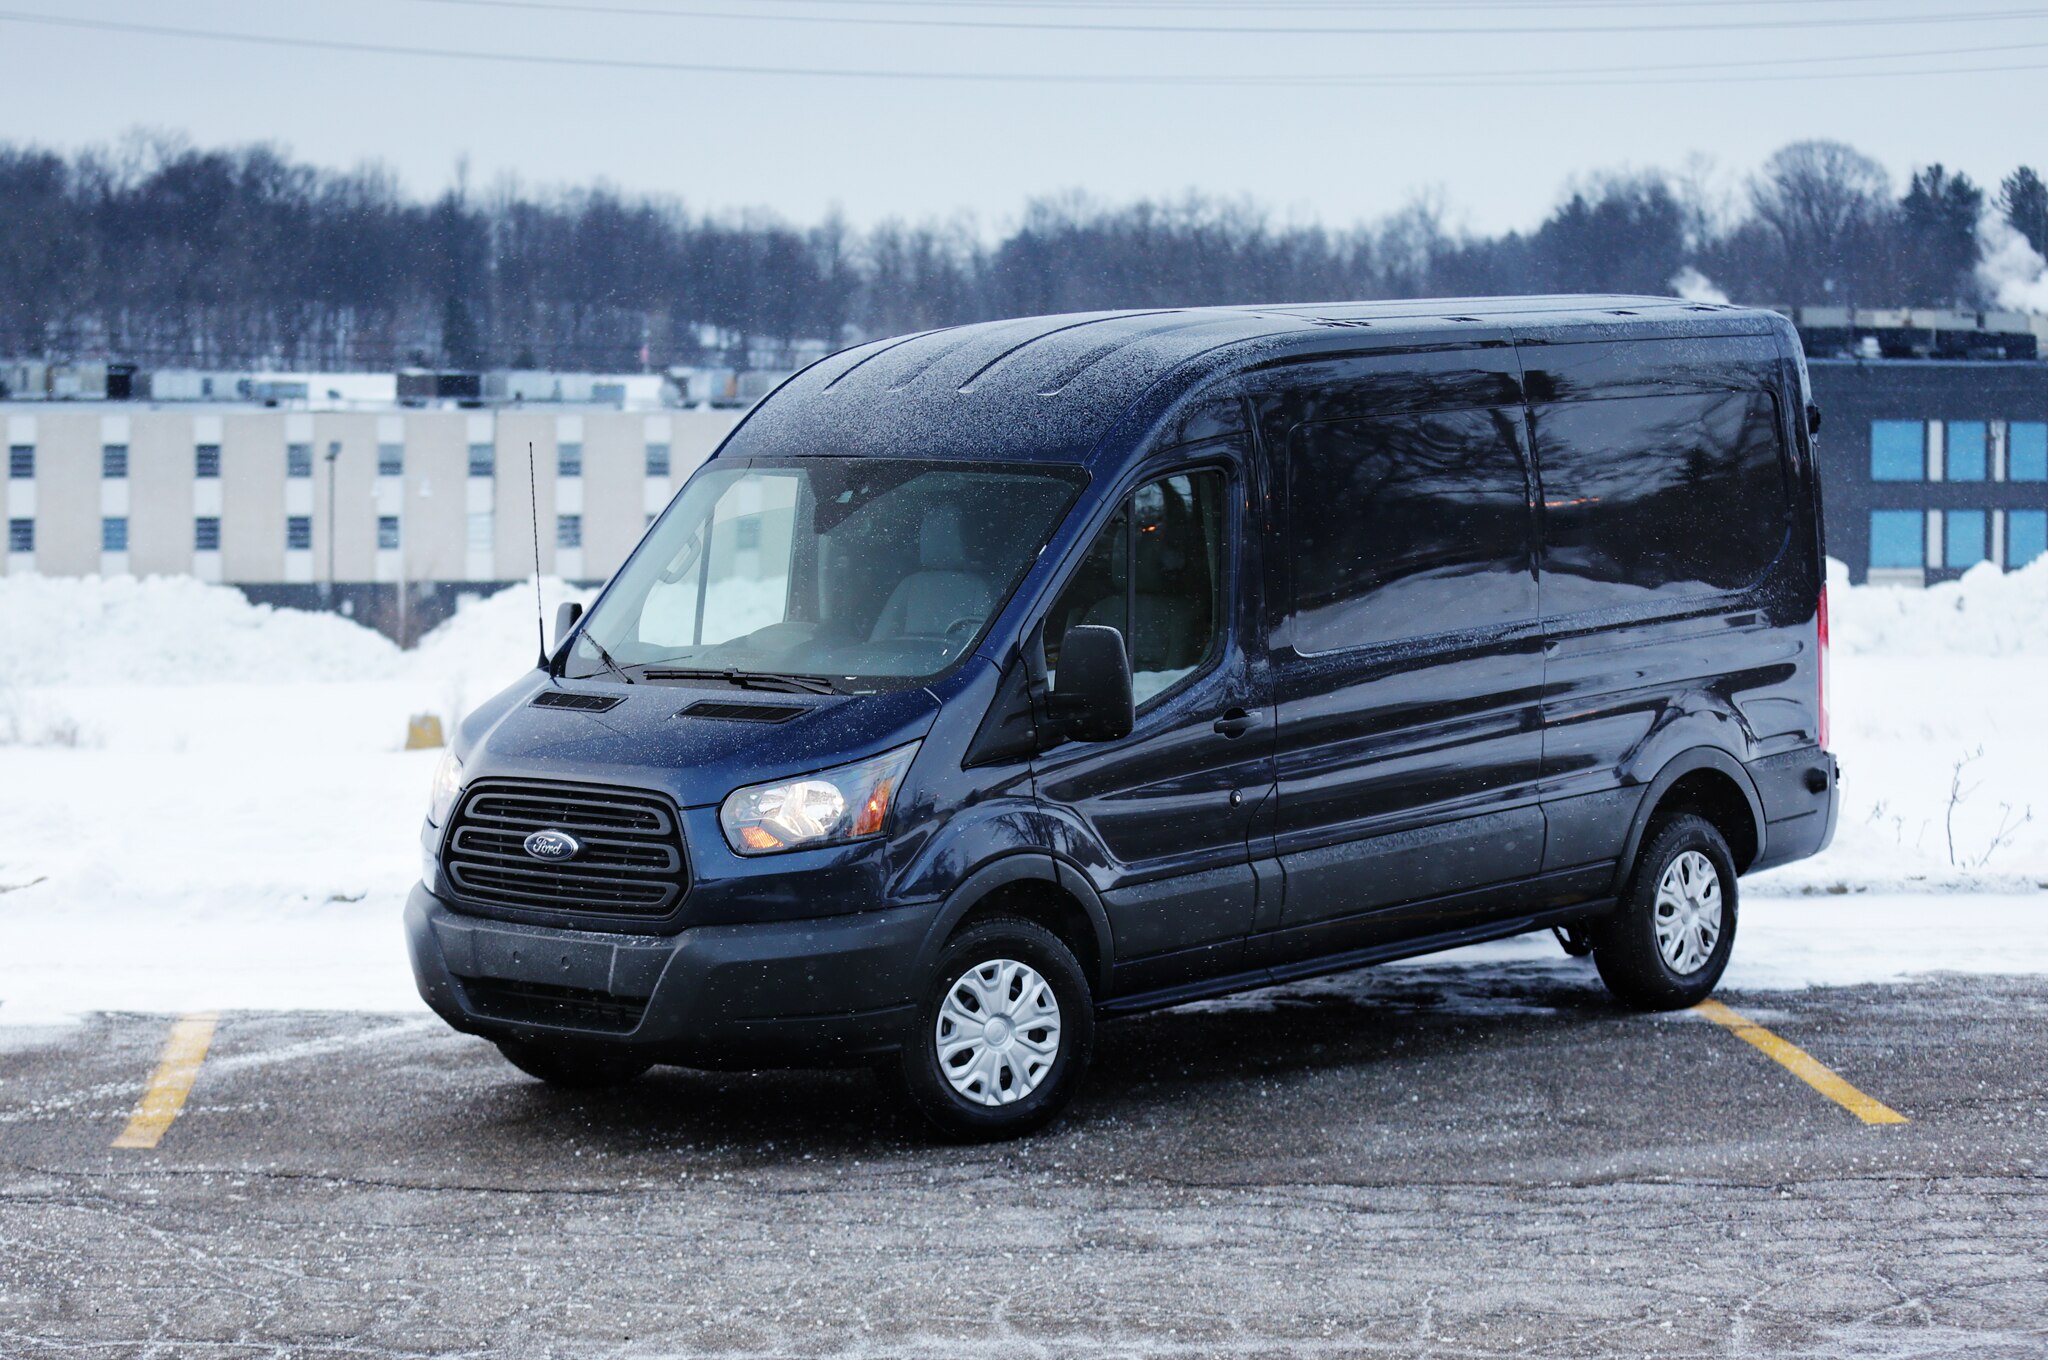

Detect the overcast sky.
xmin=2 ymin=1 xmax=2043 ymax=237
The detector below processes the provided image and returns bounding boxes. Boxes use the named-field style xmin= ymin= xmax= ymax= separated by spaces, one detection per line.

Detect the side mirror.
xmin=1051 ymin=625 xmax=1134 ymax=742
xmin=1806 ymin=402 xmax=1823 ymax=436
xmin=555 ymin=601 xmax=584 ymax=650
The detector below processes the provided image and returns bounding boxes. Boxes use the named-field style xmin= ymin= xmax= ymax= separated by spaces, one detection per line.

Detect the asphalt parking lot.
xmin=3 ymin=960 xmax=2046 ymax=1359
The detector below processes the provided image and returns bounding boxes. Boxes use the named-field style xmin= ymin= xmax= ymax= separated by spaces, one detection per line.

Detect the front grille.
xmin=442 ymin=779 xmax=688 ymax=922
xmin=457 ymin=976 xmax=647 ymax=1033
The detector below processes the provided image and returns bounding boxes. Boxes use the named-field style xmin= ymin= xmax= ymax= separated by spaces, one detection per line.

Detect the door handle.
xmin=1213 ymin=707 xmax=1261 ymax=738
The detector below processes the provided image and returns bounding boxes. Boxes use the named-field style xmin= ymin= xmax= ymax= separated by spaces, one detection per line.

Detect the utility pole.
xmin=323 ymin=439 xmax=341 ymax=611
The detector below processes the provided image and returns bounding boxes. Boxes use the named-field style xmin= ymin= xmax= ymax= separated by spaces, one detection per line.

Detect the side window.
xmin=1287 ymin=408 xmax=1535 ymax=654
xmin=1530 ymin=390 xmax=1789 ymax=615
xmin=1045 ymin=469 xmax=1226 ymax=708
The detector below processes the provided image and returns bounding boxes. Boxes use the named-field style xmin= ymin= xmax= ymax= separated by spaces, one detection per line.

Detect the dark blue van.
xmin=406 ymin=296 xmax=1838 ymax=1139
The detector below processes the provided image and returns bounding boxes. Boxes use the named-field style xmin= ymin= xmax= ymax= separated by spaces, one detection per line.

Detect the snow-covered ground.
xmin=1 ymin=562 xmax=2044 ymax=1023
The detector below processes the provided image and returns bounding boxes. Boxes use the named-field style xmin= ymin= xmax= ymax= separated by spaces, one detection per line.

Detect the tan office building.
xmin=4 ymin=403 xmax=743 ymax=635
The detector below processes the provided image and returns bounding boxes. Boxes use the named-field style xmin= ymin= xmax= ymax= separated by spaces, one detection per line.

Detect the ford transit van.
xmin=406 ymin=296 xmax=1838 ymax=1139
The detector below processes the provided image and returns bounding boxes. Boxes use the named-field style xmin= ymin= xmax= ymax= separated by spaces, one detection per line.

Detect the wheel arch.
xmin=916 ymin=854 xmax=1114 ymax=998
xmin=1612 ymin=747 xmax=1766 ymax=895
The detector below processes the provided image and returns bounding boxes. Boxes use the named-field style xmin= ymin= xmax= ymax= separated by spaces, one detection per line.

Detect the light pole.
xmin=323 ymin=439 xmax=340 ymax=609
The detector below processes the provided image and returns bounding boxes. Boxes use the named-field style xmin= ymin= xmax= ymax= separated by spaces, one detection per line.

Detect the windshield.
xmin=567 ymin=458 xmax=1087 ymax=689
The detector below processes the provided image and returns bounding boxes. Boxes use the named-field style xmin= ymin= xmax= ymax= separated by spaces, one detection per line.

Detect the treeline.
xmin=3 ymin=134 xmax=2045 ymax=373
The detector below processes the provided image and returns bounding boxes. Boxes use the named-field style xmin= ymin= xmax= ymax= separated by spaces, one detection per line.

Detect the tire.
xmin=891 ymin=919 xmax=1095 ymax=1141
xmin=495 ymin=1037 xmax=653 ymax=1089
xmin=1593 ymin=813 xmax=1739 ymax=1010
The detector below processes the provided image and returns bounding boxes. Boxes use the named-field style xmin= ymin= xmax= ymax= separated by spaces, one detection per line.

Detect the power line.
xmin=400 ymin=0 xmax=2048 ymax=38
xmin=8 ymin=8 xmax=2048 ymax=87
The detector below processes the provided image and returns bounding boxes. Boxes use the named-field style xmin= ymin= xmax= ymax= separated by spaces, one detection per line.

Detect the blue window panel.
xmin=102 ymin=445 xmax=128 ymax=479
xmin=7 ymin=519 xmax=31 ymax=553
xmin=101 ymin=517 xmax=128 ymax=552
xmin=377 ymin=443 xmax=404 ymax=476
xmin=193 ymin=517 xmax=221 ymax=551
xmin=2013 ymin=422 xmax=2048 ymax=481
xmin=287 ymin=443 xmax=313 ymax=477
xmin=7 ymin=445 xmax=32 ymax=478
xmin=645 ymin=443 xmax=671 ymax=477
xmin=467 ymin=444 xmax=494 ymax=478
xmin=1868 ymin=510 xmax=1924 ymax=568
xmin=377 ymin=516 xmax=401 ymax=550
xmin=286 ymin=516 xmax=312 ymax=550
xmin=556 ymin=514 xmax=582 ymax=549
xmin=194 ymin=445 xmax=221 ymax=479
xmin=1945 ymin=510 xmax=1988 ymax=569
xmin=1945 ymin=421 xmax=1987 ymax=481
xmin=2010 ymin=510 xmax=2048 ymax=568
xmin=1870 ymin=421 xmax=1923 ymax=481
xmin=557 ymin=443 xmax=583 ymax=478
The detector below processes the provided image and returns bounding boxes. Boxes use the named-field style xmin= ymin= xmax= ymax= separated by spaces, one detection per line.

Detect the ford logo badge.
xmin=523 ymin=829 xmax=582 ymax=861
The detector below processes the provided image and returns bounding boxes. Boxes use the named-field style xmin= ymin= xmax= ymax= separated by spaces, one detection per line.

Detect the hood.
xmin=455 ymin=673 xmax=942 ymax=809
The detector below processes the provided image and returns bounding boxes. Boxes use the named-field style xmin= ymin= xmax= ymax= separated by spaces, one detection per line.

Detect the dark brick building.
xmin=1808 ymin=360 xmax=2048 ymax=585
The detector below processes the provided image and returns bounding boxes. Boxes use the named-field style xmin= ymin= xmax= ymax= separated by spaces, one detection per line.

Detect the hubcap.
xmin=1654 ymin=849 xmax=1724 ymax=975
xmin=934 ymin=958 xmax=1062 ymax=1106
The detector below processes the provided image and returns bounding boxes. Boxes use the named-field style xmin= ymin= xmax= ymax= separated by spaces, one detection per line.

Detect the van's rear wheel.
xmin=893 ymin=919 xmax=1094 ymax=1140
xmin=495 ymin=1037 xmax=652 ymax=1089
xmin=1594 ymin=813 xmax=1738 ymax=1010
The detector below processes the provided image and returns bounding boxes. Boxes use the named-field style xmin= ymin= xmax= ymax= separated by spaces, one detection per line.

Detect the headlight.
xmin=427 ymin=749 xmax=465 ymax=826
xmin=719 ymin=742 xmax=919 ymax=855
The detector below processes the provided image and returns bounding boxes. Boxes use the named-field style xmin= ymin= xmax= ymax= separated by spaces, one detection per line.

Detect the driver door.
xmin=1032 ymin=444 xmax=1275 ymax=996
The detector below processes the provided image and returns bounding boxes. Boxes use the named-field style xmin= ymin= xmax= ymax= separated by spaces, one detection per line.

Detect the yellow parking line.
xmin=1693 ymin=999 xmax=1906 ymax=1125
xmin=111 ymin=1012 xmax=219 ymax=1150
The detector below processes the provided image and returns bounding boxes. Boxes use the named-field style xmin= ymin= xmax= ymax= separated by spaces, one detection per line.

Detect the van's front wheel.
xmin=893 ymin=919 xmax=1094 ymax=1140
xmin=1594 ymin=813 xmax=1738 ymax=1010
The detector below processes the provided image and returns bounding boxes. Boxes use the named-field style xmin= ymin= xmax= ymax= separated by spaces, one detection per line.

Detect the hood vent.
xmin=676 ymin=699 xmax=810 ymax=724
xmin=531 ymin=690 xmax=626 ymax=713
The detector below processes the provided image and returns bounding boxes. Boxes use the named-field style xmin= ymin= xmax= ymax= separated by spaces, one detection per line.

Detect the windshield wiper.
xmin=584 ymin=637 xmax=635 ymax=685
xmin=639 ymin=666 xmax=840 ymax=696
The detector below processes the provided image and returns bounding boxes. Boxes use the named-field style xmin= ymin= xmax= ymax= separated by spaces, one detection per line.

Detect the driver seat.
xmin=869 ymin=506 xmax=996 ymax=641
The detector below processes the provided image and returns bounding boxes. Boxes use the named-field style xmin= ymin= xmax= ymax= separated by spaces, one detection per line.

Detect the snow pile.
xmin=1829 ymin=556 xmax=2048 ymax=657
xmin=1 ymin=566 xmax=2045 ymax=1018
xmin=0 ymin=573 xmax=400 ymax=688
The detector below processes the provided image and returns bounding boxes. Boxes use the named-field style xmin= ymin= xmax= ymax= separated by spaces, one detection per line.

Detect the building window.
xmin=1946 ymin=421 xmax=1987 ymax=481
xmin=287 ymin=442 xmax=313 ymax=478
xmin=557 ymin=442 xmax=583 ymax=477
xmin=102 ymin=516 xmax=128 ymax=552
xmin=1944 ymin=509 xmax=1988 ymax=569
xmin=468 ymin=443 xmax=494 ymax=478
xmin=466 ymin=512 xmax=493 ymax=553
xmin=1868 ymin=509 xmax=1924 ymax=569
xmin=645 ymin=443 xmax=671 ymax=477
xmin=1870 ymin=421 xmax=1922 ymax=481
xmin=195 ymin=444 xmax=222 ymax=479
xmin=7 ymin=445 xmax=31 ymax=479
xmin=2013 ymin=422 xmax=2048 ymax=481
xmin=286 ymin=516 xmax=312 ymax=551
xmin=7 ymin=518 xmax=31 ymax=553
xmin=2010 ymin=510 xmax=2047 ymax=568
xmin=194 ymin=517 xmax=221 ymax=551
xmin=556 ymin=514 xmax=582 ymax=549
xmin=377 ymin=443 xmax=404 ymax=477
xmin=377 ymin=516 xmax=401 ymax=551
xmin=102 ymin=444 xmax=129 ymax=479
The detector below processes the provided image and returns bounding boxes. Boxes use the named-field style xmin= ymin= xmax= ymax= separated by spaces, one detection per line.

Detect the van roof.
xmin=721 ymin=295 xmax=1787 ymax=467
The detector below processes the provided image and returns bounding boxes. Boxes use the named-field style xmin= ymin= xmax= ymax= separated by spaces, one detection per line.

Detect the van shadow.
xmin=473 ymin=956 xmax=1625 ymax=1161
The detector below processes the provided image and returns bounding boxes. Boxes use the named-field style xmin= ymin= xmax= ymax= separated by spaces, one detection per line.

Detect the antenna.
xmin=528 ymin=441 xmax=547 ymax=671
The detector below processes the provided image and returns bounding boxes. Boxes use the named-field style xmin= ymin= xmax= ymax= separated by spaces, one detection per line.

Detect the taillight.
xmin=1816 ymin=585 xmax=1831 ymax=750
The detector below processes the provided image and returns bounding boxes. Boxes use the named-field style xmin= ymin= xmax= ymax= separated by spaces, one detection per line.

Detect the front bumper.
xmin=405 ymin=883 xmax=935 ymax=1067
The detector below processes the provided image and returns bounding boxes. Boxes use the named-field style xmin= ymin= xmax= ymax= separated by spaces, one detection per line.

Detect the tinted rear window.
xmin=1529 ymin=390 xmax=1789 ymax=615
xmin=1287 ymin=408 xmax=1536 ymax=653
